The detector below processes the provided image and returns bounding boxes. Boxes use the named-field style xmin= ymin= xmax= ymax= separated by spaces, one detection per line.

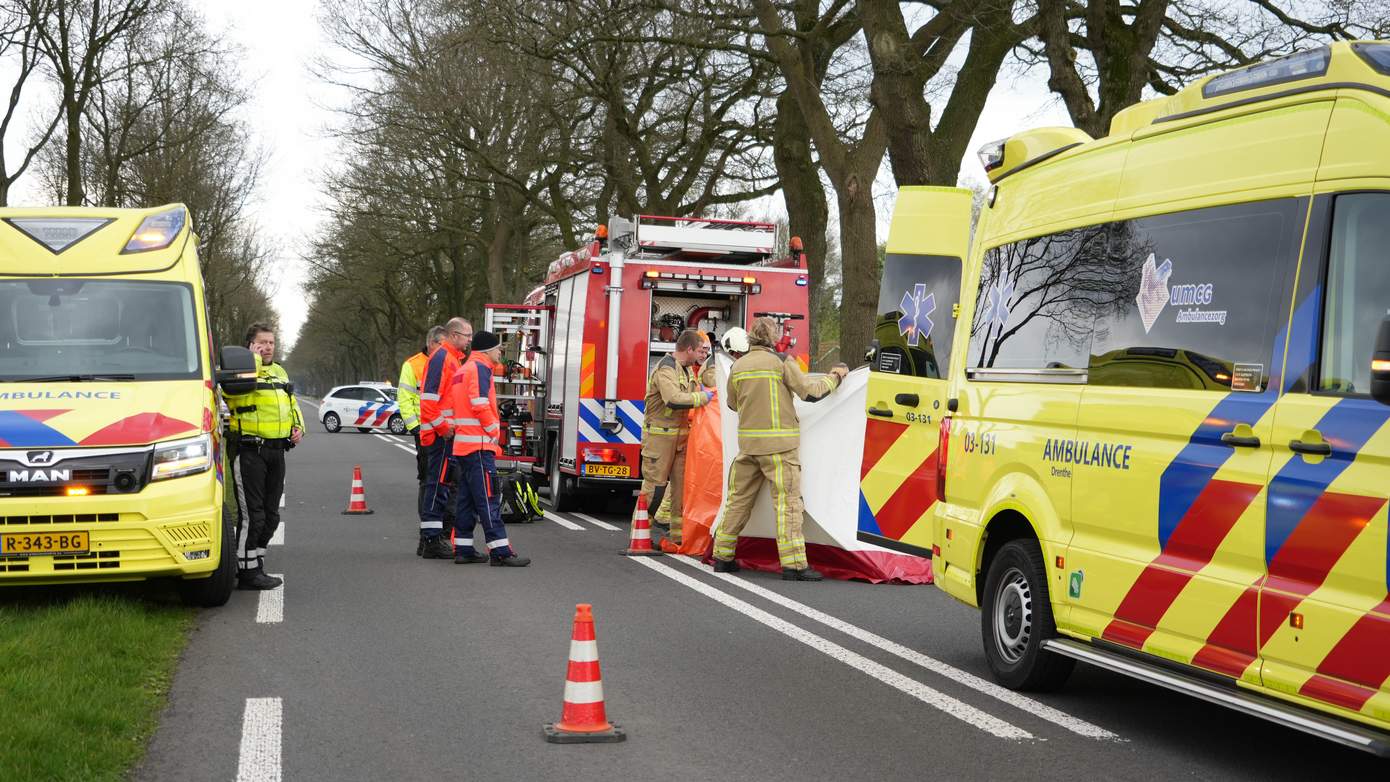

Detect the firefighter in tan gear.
xmin=712 ymin=318 xmax=848 ymax=581
xmin=652 ymin=331 xmax=717 ymax=537
xmin=635 ymin=329 xmax=712 ymax=546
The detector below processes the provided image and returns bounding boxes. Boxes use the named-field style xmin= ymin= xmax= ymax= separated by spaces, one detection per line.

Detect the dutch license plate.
xmin=1 ymin=531 xmax=89 ymax=557
xmin=584 ymin=464 xmax=631 ymax=478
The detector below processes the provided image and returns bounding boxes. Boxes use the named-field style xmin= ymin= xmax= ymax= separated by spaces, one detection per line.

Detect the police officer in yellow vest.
xmin=712 ymin=317 xmax=847 ymax=581
xmin=224 ymin=323 xmax=304 ymax=590
xmin=636 ymin=328 xmax=712 ymax=546
xmin=398 ymin=324 xmax=446 ymax=554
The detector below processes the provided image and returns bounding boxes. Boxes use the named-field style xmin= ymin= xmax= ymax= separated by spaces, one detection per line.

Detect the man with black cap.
xmin=449 ymin=330 xmax=531 ymax=567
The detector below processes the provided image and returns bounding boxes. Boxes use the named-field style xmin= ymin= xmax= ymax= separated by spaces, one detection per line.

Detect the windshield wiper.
xmin=9 ymin=374 xmax=138 ymax=382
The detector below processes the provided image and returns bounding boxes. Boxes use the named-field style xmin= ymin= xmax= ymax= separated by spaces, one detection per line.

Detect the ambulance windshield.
xmin=0 ymin=279 xmax=201 ymax=381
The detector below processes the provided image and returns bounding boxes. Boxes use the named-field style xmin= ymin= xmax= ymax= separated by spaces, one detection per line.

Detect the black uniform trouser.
xmin=232 ymin=440 xmax=287 ymax=574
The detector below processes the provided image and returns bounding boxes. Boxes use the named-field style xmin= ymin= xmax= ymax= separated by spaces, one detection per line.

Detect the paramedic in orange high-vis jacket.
xmin=449 ymin=330 xmax=531 ymax=567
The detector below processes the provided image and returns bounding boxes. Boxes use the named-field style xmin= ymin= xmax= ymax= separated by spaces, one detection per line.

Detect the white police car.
xmin=319 ymin=382 xmax=406 ymax=434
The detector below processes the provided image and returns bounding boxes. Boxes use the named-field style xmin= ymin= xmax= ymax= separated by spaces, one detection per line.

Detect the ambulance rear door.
xmin=857 ymin=186 xmax=972 ymax=555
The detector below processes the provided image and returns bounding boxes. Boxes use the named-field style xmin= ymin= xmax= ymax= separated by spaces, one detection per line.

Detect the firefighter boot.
xmin=712 ymin=559 xmax=740 ymax=574
xmin=421 ymin=536 xmax=454 ymax=560
xmin=490 ymin=554 xmax=532 ymax=567
xmin=454 ymin=552 xmax=489 ymax=564
xmin=781 ymin=567 xmax=824 ymax=582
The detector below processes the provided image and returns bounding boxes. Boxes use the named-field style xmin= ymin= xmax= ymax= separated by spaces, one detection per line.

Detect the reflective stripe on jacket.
xmin=419 ymin=342 xmax=463 ymax=446
xmin=224 ymin=357 xmax=304 ymax=440
xmin=643 ymin=354 xmax=708 ymax=436
xmin=397 ymin=351 xmax=427 ymax=429
xmin=725 ymin=346 xmax=840 ymax=455
xmin=450 ymin=352 xmax=500 ymax=456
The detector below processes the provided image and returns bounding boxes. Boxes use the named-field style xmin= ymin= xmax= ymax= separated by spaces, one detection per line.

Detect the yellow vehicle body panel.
xmin=920 ymin=41 xmax=1390 ymax=735
xmin=0 ymin=204 xmax=228 ymax=586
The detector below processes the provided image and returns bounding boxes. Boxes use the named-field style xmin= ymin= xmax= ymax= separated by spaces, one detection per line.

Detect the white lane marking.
xmin=632 ymin=557 xmax=1032 ymax=740
xmin=669 ymin=555 xmax=1117 ymax=740
xmin=543 ymin=511 xmax=585 ymax=531
xmin=236 ymin=697 xmax=282 ymax=782
xmin=256 ymin=576 xmax=284 ymax=624
xmin=270 ymin=525 xmax=284 ymax=546
xmin=278 ymin=494 xmax=285 ymax=509
xmin=373 ymin=432 xmax=417 ymax=455
xmin=571 ymin=512 xmax=622 ymax=531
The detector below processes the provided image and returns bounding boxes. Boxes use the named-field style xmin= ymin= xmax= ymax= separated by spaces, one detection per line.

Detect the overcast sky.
xmin=9 ymin=1 xmax=1071 ymax=349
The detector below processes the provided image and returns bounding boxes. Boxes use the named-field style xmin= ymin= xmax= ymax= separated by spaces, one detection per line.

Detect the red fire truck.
xmin=486 ymin=215 xmax=813 ymax=511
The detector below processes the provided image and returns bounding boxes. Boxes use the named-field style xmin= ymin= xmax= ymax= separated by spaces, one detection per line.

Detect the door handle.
xmin=1289 ymin=440 xmax=1332 ymax=456
xmin=894 ymin=393 xmax=920 ymax=407
xmin=867 ymin=406 xmax=894 ymax=418
xmin=1220 ymin=431 xmax=1262 ymax=448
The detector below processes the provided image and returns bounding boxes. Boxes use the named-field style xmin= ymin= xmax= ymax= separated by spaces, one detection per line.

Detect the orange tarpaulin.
xmin=659 ymin=392 xmax=722 ymax=555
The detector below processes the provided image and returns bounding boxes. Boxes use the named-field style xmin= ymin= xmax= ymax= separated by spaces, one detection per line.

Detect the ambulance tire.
xmin=980 ymin=538 xmax=1074 ymax=691
xmin=323 ymin=412 xmax=341 ymax=432
xmin=548 ymin=441 xmax=578 ymax=512
xmin=388 ymin=414 xmax=406 ymax=435
xmin=178 ymin=504 xmax=237 ymax=608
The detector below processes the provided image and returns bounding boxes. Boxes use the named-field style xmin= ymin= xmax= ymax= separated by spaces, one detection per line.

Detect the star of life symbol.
xmin=1136 ymin=253 xmax=1173 ymax=333
xmin=983 ymin=271 xmax=1014 ymax=327
xmin=897 ymin=283 xmax=936 ymax=347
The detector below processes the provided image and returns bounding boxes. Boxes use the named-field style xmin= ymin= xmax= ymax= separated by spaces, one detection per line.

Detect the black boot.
xmin=454 ymin=552 xmax=489 ymax=564
xmin=712 ymin=559 xmax=740 ymax=573
xmin=237 ymin=569 xmax=282 ymax=590
xmin=781 ymin=567 xmax=823 ymax=582
xmin=421 ymin=536 xmax=454 ymax=559
xmin=416 ymin=536 xmax=425 ymax=557
xmin=490 ymin=554 xmax=531 ymax=567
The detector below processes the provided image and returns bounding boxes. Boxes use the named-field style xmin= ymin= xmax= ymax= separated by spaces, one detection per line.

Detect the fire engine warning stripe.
xmin=632 ymin=556 xmax=1035 ymax=740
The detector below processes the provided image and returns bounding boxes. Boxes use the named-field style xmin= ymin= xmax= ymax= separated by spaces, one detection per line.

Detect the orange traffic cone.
xmin=622 ymin=494 xmax=661 ymax=556
xmin=543 ymin=603 xmax=625 ymax=743
xmin=341 ymin=465 xmax=374 ymax=515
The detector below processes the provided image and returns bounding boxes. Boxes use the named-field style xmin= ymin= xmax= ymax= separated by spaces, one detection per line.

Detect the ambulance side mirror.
xmin=217 ymin=346 xmax=258 ymax=396
xmin=1371 ymin=316 xmax=1390 ymax=405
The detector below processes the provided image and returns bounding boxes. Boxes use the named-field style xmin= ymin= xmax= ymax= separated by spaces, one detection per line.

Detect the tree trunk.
xmin=772 ymin=91 xmax=829 ymax=362
xmin=835 ymin=172 xmax=879 ymax=369
xmin=63 ymin=101 xmax=83 ymax=205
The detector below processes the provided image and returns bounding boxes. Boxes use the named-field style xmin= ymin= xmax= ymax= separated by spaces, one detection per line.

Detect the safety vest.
xmin=225 ymin=357 xmax=304 ymax=440
xmin=450 ymin=352 xmax=501 ymax=456
xmin=397 ymin=351 xmax=428 ymax=430
xmin=419 ymin=342 xmax=463 ymax=446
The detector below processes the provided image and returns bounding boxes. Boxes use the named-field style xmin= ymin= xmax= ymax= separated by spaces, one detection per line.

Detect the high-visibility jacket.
xmin=419 ymin=342 xmax=464 ymax=446
xmin=643 ymin=353 xmax=710 ymax=436
xmin=224 ymin=355 xmax=304 ymax=440
xmin=725 ymin=345 xmax=840 ymax=455
xmin=397 ymin=350 xmax=428 ymax=430
xmin=450 ymin=352 xmax=501 ymax=457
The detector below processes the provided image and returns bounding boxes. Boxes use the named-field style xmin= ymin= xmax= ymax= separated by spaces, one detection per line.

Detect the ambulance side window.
xmin=967 ymin=225 xmax=1107 ymax=371
xmin=1088 ymin=199 xmax=1304 ymax=392
xmin=874 ymin=254 xmax=961 ymax=379
xmin=1319 ymin=194 xmax=1390 ymax=395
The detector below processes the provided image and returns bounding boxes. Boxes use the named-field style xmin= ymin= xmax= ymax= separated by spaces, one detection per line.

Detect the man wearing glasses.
xmin=417 ymin=317 xmax=472 ymax=559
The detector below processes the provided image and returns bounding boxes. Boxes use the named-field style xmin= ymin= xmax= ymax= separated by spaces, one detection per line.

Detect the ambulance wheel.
xmin=178 ymin=504 xmax=237 ymax=608
xmin=323 ymin=412 xmax=341 ymax=433
xmin=980 ymin=538 xmax=1074 ymax=691
xmin=548 ymin=442 xmax=577 ymax=512
xmin=388 ymin=414 xmax=406 ymax=435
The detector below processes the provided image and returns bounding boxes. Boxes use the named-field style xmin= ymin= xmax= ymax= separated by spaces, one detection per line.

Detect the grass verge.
xmin=0 ymin=590 xmax=193 ymax=781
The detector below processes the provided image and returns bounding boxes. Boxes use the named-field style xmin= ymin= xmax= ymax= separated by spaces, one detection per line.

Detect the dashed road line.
xmin=236 ymin=697 xmax=282 ymax=782
xmin=278 ymin=494 xmax=285 ymax=508
xmin=256 ymin=576 xmax=284 ymax=624
xmin=668 ymin=555 xmax=1118 ymax=740
xmin=571 ymin=512 xmax=622 ymax=531
xmin=270 ymin=525 xmax=284 ymax=546
xmin=373 ymin=432 xmax=416 ymax=455
xmin=542 ymin=511 xmax=585 ymax=530
xmin=631 ymin=556 xmax=1032 ymax=740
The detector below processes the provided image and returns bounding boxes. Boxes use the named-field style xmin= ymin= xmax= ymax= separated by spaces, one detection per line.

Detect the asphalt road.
xmin=136 ymin=399 xmax=1387 ymax=780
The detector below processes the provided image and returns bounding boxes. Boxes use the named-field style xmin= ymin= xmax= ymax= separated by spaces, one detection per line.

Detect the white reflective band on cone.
xmin=568 ymin=640 xmax=599 ymax=663
xmin=352 ymin=480 xmax=363 ymax=488
xmin=630 ymin=529 xmax=650 ymax=540
xmin=487 ymin=538 xmax=511 ymax=550
xmin=562 ymin=680 xmax=605 ymax=705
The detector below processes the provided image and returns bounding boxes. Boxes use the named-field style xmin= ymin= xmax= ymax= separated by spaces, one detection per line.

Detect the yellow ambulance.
xmin=0 ymin=204 xmax=258 ymax=606
xmin=862 ymin=41 xmax=1390 ymax=753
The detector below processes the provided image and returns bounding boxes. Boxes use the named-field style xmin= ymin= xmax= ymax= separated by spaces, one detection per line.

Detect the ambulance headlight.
xmin=122 ymin=206 xmax=186 ymax=253
xmin=151 ymin=434 xmax=212 ymax=481
xmin=978 ymin=139 xmax=1007 ymax=172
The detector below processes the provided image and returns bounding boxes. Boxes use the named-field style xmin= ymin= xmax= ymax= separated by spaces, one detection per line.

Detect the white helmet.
xmin=720 ymin=327 xmax=750 ymax=353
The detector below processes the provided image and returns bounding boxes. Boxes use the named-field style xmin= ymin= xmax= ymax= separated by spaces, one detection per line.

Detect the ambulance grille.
xmin=0 ymin=513 xmax=121 ymax=527
xmin=51 ymin=551 xmax=121 ymax=570
xmin=161 ymin=522 xmax=211 ymax=545
xmin=0 ymin=561 xmax=29 ymax=572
